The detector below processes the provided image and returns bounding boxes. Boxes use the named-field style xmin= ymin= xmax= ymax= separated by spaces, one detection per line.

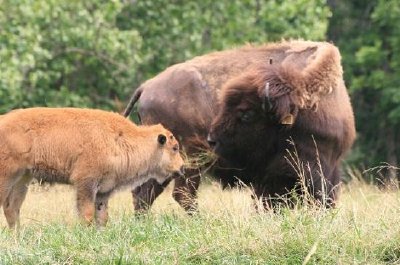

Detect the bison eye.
xmin=238 ymin=110 xmax=256 ymax=123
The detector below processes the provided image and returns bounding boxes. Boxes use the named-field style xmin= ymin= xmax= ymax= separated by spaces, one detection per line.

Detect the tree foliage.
xmin=117 ymin=0 xmax=330 ymax=81
xmin=0 ymin=0 xmax=140 ymax=112
xmin=328 ymin=0 xmax=400 ymax=176
xmin=0 ymin=0 xmax=330 ymax=114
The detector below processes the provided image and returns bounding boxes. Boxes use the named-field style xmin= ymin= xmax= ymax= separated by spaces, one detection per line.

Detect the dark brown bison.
xmin=124 ymin=40 xmax=356 ymax=212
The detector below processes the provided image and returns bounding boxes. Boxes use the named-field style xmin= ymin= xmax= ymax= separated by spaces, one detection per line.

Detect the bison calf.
xmin=0 ymin=108 xmax=184 ymax=227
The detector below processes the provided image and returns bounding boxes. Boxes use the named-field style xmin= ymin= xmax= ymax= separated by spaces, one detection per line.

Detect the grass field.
xmin=1 ymin=176 xmax=400 ymax=264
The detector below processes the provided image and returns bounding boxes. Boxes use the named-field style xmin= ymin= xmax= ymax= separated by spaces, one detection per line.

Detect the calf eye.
xmin=158 ymin=134 xmax=167 ymax=145
xmin=238 ymin=110 xmax=256 ymax=123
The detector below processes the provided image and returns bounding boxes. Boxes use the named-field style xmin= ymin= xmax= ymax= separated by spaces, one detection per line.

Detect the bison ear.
xmin=158 ymin=134 xmax=167 ymax=145
xmin=261 ymin=78 xmax=297 ymax=126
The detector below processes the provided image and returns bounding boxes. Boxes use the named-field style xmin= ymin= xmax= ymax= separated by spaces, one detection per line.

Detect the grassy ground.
xmin=1 ymin=177 xmax=400 ymax=264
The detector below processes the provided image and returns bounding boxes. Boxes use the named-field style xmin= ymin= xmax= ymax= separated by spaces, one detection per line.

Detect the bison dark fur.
xmin=124 ymin=40 xmax=356 ymax=211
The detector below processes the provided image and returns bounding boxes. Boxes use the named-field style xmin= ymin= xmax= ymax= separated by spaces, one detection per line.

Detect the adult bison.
xmin=124 ymin=40 xmax=356 ymax=212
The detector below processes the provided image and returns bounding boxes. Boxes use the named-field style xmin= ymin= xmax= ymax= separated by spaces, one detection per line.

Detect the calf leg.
xmin=0 ymin=182 xmax=11 ymax=211
xmin=95 ymin=192 xmax=111 ymax=226
xmin=75 ymin=180 xmax=97 ymax=225
xmin=3 ymin=174 xmax=31 ymax=228
xmin=0 ymin=164 xmax=17 ymax=208
xmin=132 ymin=178 xmax=171 ymax=214
xmin=0 ymin=162 xmax=26 ymax=226
xmin=172 ymin=169 xmax=201 ymax=214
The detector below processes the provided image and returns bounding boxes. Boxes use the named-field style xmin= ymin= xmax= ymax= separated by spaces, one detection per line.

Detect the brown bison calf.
xmin=0 ymin=108 xmax=184 ymax=227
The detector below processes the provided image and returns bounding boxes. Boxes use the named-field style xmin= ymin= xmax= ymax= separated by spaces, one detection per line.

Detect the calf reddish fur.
xmin=0 ymin=108 xmax=184 ymax=227
xmin=124 ymin=40 xmax=356 ymax=211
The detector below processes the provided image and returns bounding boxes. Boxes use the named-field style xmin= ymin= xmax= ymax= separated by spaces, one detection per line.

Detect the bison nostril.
xmin=207 ymin=134 xmax=216 ymax=147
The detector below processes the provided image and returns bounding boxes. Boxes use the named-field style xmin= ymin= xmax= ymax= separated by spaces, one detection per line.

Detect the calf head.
xmin=154 ymin=126 xmax=185 ymax=180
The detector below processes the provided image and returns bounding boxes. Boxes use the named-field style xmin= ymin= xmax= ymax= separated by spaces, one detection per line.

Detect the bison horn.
xmin=262 ymin=82 xmax=273 ymax=111
xmin=281 ymin=114 xmax=294 ymax=125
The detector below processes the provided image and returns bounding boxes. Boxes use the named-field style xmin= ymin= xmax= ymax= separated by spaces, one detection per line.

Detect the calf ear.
xmin=158 ymin=134 xmax=167 ymax=145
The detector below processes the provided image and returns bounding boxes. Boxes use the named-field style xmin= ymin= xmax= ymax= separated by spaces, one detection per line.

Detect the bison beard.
xmin=124 ymin=40 xmax=356 ymax=212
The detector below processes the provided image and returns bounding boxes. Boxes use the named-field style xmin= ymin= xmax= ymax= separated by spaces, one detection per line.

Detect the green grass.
xmin=1 ymin=179 xmax=400 ymax=264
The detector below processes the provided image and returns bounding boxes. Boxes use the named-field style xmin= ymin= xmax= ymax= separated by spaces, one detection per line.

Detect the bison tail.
xmin=123 ymin=86 xmax=143 ymax=118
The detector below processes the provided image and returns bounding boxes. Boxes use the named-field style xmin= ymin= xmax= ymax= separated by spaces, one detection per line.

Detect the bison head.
xmin=152 ymin=125 xmax=185 ymax=181
xmin=207 ymin=66 xmax=299 ymax=168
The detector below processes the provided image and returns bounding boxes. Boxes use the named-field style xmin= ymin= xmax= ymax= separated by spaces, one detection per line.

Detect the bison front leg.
xmin=326 ymin=165 xmax=341 ymax=207
xmin=307 ymin=164 xmax=341 ymax=208
xmin=75 ymin=180 xmax=97 ymax=225
xmin=132 ymin=178 xmax=171 ymax=214
xmin=172 ymin=169 xmax=201 ymax=214
xmin=251 ymin=191 xmax=293 ymax=212
xmin=3 ymin=174 xmax=31 ymax=228
xmin=251 ymin=193 xmax=272 ymax=213
xmin=252 ymin=175 xmax=299 ymax=211
xmin=95 ymin=192 xmax=110 ymax=226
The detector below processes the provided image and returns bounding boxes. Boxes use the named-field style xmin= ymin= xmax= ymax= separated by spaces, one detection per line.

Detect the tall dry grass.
xmin=1 ymin=172 xmax=400 ymax=264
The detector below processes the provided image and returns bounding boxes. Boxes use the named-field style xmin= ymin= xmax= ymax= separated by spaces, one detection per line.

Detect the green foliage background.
xmin=327 ymin=0 xmax=400 ymax=178
xmin=0 ymin=0 xmax=140 ymax=110
xmin=0 ymin=0 xmax=399 ymax=177
xmin=0 ymin=0 xmax=329 ymax=111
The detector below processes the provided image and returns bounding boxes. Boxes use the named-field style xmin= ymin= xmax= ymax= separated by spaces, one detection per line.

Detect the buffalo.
xmin=124 ymin=40 xmax=356 ymax=212
xmin=0 ymin=108 xmax=184 ymax=227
